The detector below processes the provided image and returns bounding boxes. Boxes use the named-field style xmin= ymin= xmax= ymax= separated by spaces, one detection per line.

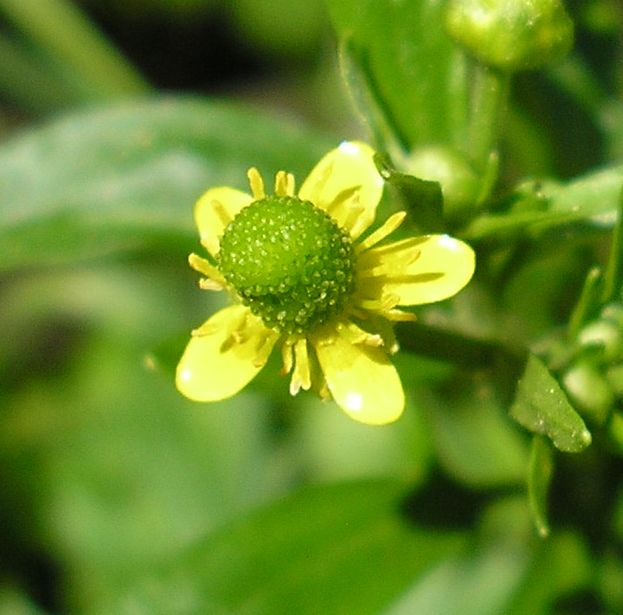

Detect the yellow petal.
xmin=176 ymin=305 xmax=278 ymax=401
xmin=361 ymin=234 xmax=475 ymax=306
xmin=298 ymin=141 xmax=383 ymax=238
xmin=311 ymin=327 xmax=404 ymax=425
xmin=194 ymin=187 xmax=252 ymax=256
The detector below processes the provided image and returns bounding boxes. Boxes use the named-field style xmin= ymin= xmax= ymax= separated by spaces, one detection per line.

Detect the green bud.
xmin=445 ymin=0 xmax=574 ymax=71
xmin=562 ymin=361 xmax=614 ymax=425
xmin=218 ymin=195 xmax=356 ymax=334
xmin=405 ymin=146 xmax=480 ymax=222
xmin=578 ymin=319 xmax=623 ymax=363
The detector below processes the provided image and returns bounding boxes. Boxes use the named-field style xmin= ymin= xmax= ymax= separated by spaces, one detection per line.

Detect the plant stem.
xmin=0 ymin=34 xmax=71 ymax=112
xmin=397 ymin=320 xmax=524 ymax=369
xmin=467 ymin=64 xmax=510 ymax=174
xmin=601 ymin=184 xmax=623 ymax=304
xmin=568 ymin=266 xmax=602 ymax=340
xmin=0 ymin=0 xmax=150 ymax=101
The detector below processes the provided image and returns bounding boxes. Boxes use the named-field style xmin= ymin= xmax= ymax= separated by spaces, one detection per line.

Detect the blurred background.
xmin=0 ymin=0 xmax=352 ymax=131
xmin=0 ymin=1 xmax=380 ymax=612
xmin=2 ymin=1 xmax=623 ymax=613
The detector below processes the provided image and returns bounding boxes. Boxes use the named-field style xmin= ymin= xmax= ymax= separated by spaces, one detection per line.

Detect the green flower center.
xmin=218 ymin=195 xmax=356 ymax=334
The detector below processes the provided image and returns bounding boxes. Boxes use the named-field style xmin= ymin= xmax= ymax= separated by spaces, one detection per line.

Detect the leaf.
xmin=383 ymin=544 xmax=530 ymax=615
xmin=327 ymin=0 xmax=468 ymax=150
xmin=109 ymin=480 xmax=466 ymax=615
xmin=527 ymin=435 xmax=554 ymax=538
xmin=421 ymin=371 xmax=528 ymax=488
xmin=375 ymin=153 xmax=444 ymax=232
xmin=0 ymin=96 xmax=333 ymax=270
xmin=505 ymin=532 xmax=592 ymax=615
xmin=464 ymin=165 xmax=623 ymax=242
xmin=510 ymin=354 xmax=591 ymax=453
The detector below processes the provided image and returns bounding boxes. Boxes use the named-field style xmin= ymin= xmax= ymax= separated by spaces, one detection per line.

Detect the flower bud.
xmin=563 ymin=361 xmax=615 ymax=425
xmin=445 ymin=0 xmax=574 ymax=71
xmin=405 ymin=146 xmax=480 ymax=222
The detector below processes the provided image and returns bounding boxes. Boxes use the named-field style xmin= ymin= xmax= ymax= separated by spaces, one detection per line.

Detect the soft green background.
xmin=2 ymin=1 xmax=623 ymax=613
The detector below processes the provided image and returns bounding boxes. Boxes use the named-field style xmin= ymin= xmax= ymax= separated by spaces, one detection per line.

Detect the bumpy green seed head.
xmin=218 ymin=195 xmax=356 ymax=334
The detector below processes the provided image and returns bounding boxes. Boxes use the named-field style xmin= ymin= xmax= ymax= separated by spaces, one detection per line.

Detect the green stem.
xmin=397 ymin=320 xmax=524 ymax=369
xmin=601 ymin=184 xmax=623 ymax=304
xmin=568 ymin=266 xmax=602 ymax=340
xmin=0 ymin=34 xmax=71 ymax=112
xmin=0 ymin=0 xmax=150 ymax=101
xmin=467 ymin=64 xmax=510 ymax=174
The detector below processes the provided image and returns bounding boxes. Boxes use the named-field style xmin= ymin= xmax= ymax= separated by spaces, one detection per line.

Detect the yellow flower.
xmin=176 ymin=142 xmax=475 ymax=425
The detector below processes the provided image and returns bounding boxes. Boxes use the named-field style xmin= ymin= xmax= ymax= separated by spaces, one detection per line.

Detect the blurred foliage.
xmin=2 ymin=0 xmax=623 ymax=613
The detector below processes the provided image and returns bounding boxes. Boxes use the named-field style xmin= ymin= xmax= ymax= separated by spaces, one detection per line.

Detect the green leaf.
xmin=510 ymin=354 xmax=591 ymax=453
xmin=374 ymin=153 xmax=444 ymax=232
xmin=527 ymin=435 xmax=554 ymax=538
xmin=505 ymin=532 xmax=592 ymax=615
xmin=327 ymin=0 xmax=468 ymax=151
xmin=422 ymin=371 xmax=528 ymax=488
xmin=0 ymin=96 xmax=332 ymax=270
xmin=464 ymin=166 xmax=623 ymax=242
xmin=383 ymin=543 xmax=530 ymax=615
xmin=111 ymin=480 xmax=466 ymax=615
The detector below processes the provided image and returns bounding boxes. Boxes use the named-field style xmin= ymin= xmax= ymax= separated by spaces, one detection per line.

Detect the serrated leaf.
xmin=0 ymin=96 xmax=332 ymax=270
xmin=510 ymin=354 xmax=591 ymax=453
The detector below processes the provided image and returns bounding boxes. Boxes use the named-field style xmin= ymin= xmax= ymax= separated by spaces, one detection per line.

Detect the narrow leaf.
xmin=527 ymin=435 xmax=554 ymax=538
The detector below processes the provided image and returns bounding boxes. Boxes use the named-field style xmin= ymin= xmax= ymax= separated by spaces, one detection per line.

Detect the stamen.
xmin=211 ymin=199 xmax=232 ymax=227
xmin=274 ymin=171 xmax=295 ymax=197
xmin=357 ymin=294 xmax=401 ymax=312
xmin=188 ymin=253 xmax=226 ymax=285
xmin=341 ymin=204 xmax=366 ymax=238
xmin=336 ymin=321 xmax=383 ymax=347
xmin=286 ymin=173 xmax=295 ymax=196
xmin=365 ymin=236 xmax=427 ymax=256
xmin=318 ymin=380 xmax=331 ymax=400
xmin=191 ymin=322 xmax=218 ymax=336
xmin=280 ymin=338 xmax=294 ymax=375
xmin=383 ymin=309 xmax=417 ymax=322
xmin=247 ymin=167 xmax=265 ymax=200
xmin=325 ymin=185 xmax=359 ymax=216
xmin=302 ymin=161 xmax=333 ymax=205
xmin=199 ymin=278 xmax=223 ymax=291
xmin=355 ymin=212 xmax=407 ymax=254
xmin=357 ymin=247 xmax=421 ymax=278
xmin=290 ymin=338 xmax=311 ymax=395
xmin=253 ymin=331 xmax=279 ymax=367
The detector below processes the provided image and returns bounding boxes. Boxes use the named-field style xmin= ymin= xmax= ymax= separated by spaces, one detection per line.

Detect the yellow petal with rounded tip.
xmin=311 ymin=328 xmax=404 ymax=425
xmin=362 ymin=234 xmax=475 ymax=306
xmin=299 ymin=141 xmax=383 ymax=238
xmin=176 ymin=305 xmax=277 ymax=401
xmin=194 ymin=187 xmax=252 ymax=256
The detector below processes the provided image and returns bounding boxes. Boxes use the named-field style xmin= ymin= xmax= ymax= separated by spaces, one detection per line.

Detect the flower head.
xmin=176 ymin=142 xmax=475 ymax=424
